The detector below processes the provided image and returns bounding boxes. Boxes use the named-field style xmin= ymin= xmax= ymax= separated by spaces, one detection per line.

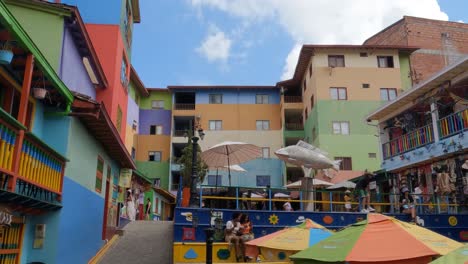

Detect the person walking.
xmin=145 ymin=198 xmax=152 ymax=220
xmin=126 ymin=189 xmax=136 ymax=221
xmin=355 ymin=172 xmax=375 ymax=213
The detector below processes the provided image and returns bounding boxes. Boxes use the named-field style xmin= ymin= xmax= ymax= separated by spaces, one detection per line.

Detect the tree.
xmin=177 ymin=131 xmax=208 ymax=188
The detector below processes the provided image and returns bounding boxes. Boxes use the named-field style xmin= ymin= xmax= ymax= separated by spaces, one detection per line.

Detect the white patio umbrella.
xmin=285 ymin=179 xmax=333 ymax=189
xmin=326 ymin=180 xmax=356 ymax=190
xmin=202 ymin=141 xmax=262 ymax=186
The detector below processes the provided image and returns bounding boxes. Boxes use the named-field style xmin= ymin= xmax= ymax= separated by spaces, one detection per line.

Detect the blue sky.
xmin=131 ymin=0 xmax=467 ymax=88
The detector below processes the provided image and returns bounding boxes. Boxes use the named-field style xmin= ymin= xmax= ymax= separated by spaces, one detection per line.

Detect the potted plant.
xmin=0 ymin=41 xmax=13 ymax=65
xmin=33 ymin=76 xmax=47 ymax=100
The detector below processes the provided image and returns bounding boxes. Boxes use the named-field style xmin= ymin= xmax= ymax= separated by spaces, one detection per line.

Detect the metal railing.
xmin=382 ymin=124 xmax=434 ymax=159
xmin=284 ymin=96 xmax=302 ymax=103
xmin=173 ymin=130 xmax=191 ymax=137
xmin=285 ymin=123 xmax=304 ymax=130
xmin=191 ymin=185 xmax=460 ymax=214
xmin=174 ymin=103 xmax=195 ymax=110
xmin=438 ymin=108 xmax=468 ymax=139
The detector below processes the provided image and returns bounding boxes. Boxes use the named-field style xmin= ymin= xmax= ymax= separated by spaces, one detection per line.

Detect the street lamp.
xmin=188 ymin=128 xmax=205 ymax=208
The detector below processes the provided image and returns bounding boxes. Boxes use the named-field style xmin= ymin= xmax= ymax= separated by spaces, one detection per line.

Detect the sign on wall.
xmin=119 ymin=168 xmax=132 ymax=188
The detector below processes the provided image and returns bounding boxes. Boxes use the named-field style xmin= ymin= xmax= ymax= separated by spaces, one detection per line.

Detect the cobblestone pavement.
xmin=99 ymin=221 xmax=174 ymax=264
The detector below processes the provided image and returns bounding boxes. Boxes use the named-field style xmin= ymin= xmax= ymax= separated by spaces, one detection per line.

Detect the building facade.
xmin=364 ymin=16 xmax=468 ymax=86
xmin=278 ymin=45 xmax=417 ymax=182
xmin=367 ymin=56 xmax=468 ymax=213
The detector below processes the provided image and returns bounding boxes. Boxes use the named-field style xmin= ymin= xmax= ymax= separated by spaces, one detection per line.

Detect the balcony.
xmin=174 ymin=103 xmax=195 ymax=110
xmin=0 ymin=110 xmax=66 ymax=209
xmin=382 ymin=108 xmax=467 ymax=160
xmin=285 ymin=123 xmax=304 ymax=130
xmin=382 ymin=124 xmax=434 ymax=159
xmin=284 ymin=96 xmax=302 ymax=103
xmin=438 ymin=108 xmax=468 ymax=139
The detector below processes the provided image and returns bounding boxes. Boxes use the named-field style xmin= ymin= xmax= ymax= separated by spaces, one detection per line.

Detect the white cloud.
xmin=191 ymin=0 xmax=449 ymax=80
xmin=196 ymin=25 xmax=232 ymax=62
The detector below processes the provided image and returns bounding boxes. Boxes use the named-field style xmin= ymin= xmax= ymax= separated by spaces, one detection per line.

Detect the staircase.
xmin=98 ymin=221 xmax=174 ymax=264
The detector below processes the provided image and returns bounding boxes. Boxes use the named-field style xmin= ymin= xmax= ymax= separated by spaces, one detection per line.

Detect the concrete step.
xmin=98 ymin=221 xmax=174 ymax=264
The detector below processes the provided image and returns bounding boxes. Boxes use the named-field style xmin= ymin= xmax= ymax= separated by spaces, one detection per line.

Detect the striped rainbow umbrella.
xmin=291 ymin=214 xmax=463 ymax=264
xmin=245 ymin=219 xmax=332 ymax=261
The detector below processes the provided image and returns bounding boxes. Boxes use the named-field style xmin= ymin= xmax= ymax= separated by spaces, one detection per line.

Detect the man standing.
xmin=355 ymin=171 xmax=375 ymax=213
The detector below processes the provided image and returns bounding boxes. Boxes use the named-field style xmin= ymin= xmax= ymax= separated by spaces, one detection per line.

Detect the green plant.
xmin=177 ymin=131 xmax=208 ymax=187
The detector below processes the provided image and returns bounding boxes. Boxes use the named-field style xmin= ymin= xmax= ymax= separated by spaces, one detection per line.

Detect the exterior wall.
xmin=173 ymin=104 xmax=281 ymax=131
xmin=399 ymin=54 xmax=412 ymax=90
xmin=60 ymin=0 xmax=123 ymax=25
xmin=365 ymin=17 xmax=468 ymax=84
xmin=137 ymin=161 xmax=170 ymax=190
xmin=139 ymin=109 xmax=172 ymax=135
xmin=195 ymin=89 xmax=280 ymax=104
xmin=6 ymin=3 xmax=64 ymax=71
xmin=140 ymin=91 xmax=172 ymax=110
xmin=135 ymin=135 xmax=171 ymax=162
xmin=60 ymin=26 xmax=96 ymax=99
xmin=125 ymin=84 xmax=139 ymax=153
xmin=86 ymin=24 xmax=129 ymax=141
xmin=119 ymin=0 xmax=133 ymax=56
xmin=301 ymin=49 xmax=404 ymax=172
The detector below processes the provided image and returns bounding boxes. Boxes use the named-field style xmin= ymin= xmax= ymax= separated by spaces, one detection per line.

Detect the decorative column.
xmin=430 ymin=101 xmax=440 ymax=142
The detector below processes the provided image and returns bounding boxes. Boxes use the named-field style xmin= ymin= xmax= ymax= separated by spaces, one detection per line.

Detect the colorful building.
xmin=364 ymin=16 xmax=468 ymax=85
xmin=168 ymin=86 xmax=284 ymax=190
xmin=277 ymin=45 xmax=418 ymax=182
xmin=367 ymin=56 xmax=468 ymax=213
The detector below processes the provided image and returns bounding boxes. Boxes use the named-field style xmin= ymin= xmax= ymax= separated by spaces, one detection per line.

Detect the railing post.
xmin=300 ymin=192 xmax=303 ymax=211
xmin=199 ymin=185 xmax=203 ymax=208
xmin=329 ymin=192 xmax=333 ymax=212
xmin=430 ymin=102 xmax=440 ymax=142
xmin=268 ymin=188 xmax=272 ymax=211
xmin=235 ymin=187 xmax=239 ymax=210
xmin=9 ymin=54 xmax=34 ymax=192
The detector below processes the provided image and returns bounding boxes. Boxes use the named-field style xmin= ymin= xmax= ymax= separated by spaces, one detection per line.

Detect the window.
xmin=148 ymin=151 xmax=162 ymax=162
xmin=131 ymin=147 xmax=136 ymax=160
xmin=256 ymin=120 xmax=270 ymax=130
xmin=368 ymin=153 xmax=377 ymax=158
xmin=116 ymin=105 xmax=122 ymax=133
xmin=121 ymin=57 xmax=128 ymax=88
xmin=262 ymin=147 xmax=270 ymax=159
xmin=334 ymin=157 xmax=352 ymax=170
xmin=151 ymin=100 xmax=164 ymax=109
xmin=360 ymin=52 xmax=368 ymax=57
xmin=209 ymin=120 xmax=223 ymax=130
xmin=329 ymin=87 xmax=347 ymax=100
xmin=310 ymin=95 xmax=314 ymax=109
xmin=377 ymin=56 xmax=394 ymax=68
xmin=332 ymin=121 xmax=349 ymax=135
xmin=95 ymin=156 xmax=104 ymax=193
xmin=309 ymin=64 xmax=312 ymax=77
xmin=256 ymin=94 xmax=269 ymax=104
xmin=305 ymin=108 xmax=308 ymax=119
xmin=207 ymin=175 xmax=222 ymax=186
xmin=328 ymin=55 xmax=345 ymax=67
xmin=362 ymin=83 xmax=370 ymax=89
xmin=303 ymin=79 xmax=307 ymax=91
xmin=380 ymin=88 xmax=397 ymax=101
xmin=256 ymin=175 xmax=271 ymax=187
xmin=150 ymin=125 xmax=163 ymax=135
xmin=209 ymin=94 xmax=222 ymax=104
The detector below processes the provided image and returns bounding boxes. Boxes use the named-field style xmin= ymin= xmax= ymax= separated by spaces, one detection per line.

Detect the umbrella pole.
xmin=215 ymin=168 xmax=219 ymax=193
xmin=227 ymin=147 xmax=231 ymax=187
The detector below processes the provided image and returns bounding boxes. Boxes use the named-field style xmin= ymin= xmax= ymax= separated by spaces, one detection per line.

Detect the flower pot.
xmin=0 ymin=50 xmax=13 ymax=65
xmin=33 ymin=88 xmax=47 ymax=100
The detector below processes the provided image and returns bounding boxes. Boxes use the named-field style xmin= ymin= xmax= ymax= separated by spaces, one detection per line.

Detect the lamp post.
xmin=189 ymin=128 xmax=205 ymax=208
xmin=204 ymin=227 xmax=215 ymax=264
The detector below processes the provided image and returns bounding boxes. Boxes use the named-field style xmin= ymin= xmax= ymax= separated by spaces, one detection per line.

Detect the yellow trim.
xmin=88 ymin=235 xmax=119 ymax=264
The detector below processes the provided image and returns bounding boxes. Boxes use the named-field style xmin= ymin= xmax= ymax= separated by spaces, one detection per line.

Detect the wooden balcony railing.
xmin=438 ymin=108 xmax=468 ymax=139
xmin=0 ymin=109 xmax=65 ymax=199
xmin=19 ymin=133 xmax=66 ymax=194
xmin=284 ymin=96 xmax=302 ymax=103
xmin=285 ymin=123 xmax=304 ymax=130
xmin=174 ymin=103 xmax=195 ymax=110
xmin=382 ymin=124 xmax=434 ymax=159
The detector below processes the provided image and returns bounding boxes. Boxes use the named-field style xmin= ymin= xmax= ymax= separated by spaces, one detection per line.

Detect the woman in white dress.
xmin=126 ymin=189 xmax=136 ymax=221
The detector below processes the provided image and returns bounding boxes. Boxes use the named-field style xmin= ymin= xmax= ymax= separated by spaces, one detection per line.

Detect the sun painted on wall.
xmin=269 ymin=214 xmax=279 ymax=225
